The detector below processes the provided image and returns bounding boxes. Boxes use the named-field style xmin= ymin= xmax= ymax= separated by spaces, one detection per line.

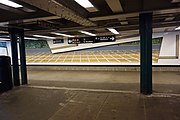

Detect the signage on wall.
xmin=68 ymin=35 xmax=115 ymax=44
xmin=94 ymin=36 xmax=115 ymax=42
xmin=53 ymin=39 xmax=64 ymax=44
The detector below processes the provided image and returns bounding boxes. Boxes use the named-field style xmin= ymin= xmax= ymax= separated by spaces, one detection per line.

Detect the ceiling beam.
xmin=89 ymin=12 xmax=138 ymax=21
xmin=89 ymin=8 xmax=180 ymax=21
xmin=105 ymin=0 xmax=123 ymax=13
xmin=6 ymin=16 xmax=61 ymax=25
xmin=25 ymin=21 xmax=180 ymax=35
xmin=55 ymin=0 xmax=88 ymax=17
xmin=0 ymin=16 xmax=61 ymax=29
xmin=22 ymin=16 xmax=61 ymax=23
xmin=19 ymin=0 xmax=96 ymax=26
xmin=105 ymin=0 xmax=128 ymax=25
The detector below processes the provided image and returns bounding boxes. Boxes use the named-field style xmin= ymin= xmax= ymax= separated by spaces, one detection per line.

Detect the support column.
xmin=9 ymin=28 xmax=20 ymax=86
xmin=18 ymin=29 xmax=28 ymax=85
xmin=139 ymin=13 xmax=152 ymax=95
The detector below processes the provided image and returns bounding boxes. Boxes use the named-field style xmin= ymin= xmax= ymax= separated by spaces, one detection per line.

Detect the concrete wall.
xmin=27 ymin=66 xmax=180 ymax=72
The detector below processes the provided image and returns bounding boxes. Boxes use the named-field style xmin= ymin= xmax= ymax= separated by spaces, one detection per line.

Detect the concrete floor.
xmin=0 ymin=70 xmax=180 ymax=120
xmin=28 ymin=70 xmax=180 ymax=93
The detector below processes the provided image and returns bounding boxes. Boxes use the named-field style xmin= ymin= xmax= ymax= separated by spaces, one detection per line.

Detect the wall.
xmin=49 ymin=33 xmax=163 ymax=53
xmin=158 ymin=31 xmax=180 ymax=65
xmin=0 ymin=41 xmax=11 ymax=57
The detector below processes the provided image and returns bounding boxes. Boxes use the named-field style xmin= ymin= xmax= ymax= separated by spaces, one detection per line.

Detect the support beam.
xmin=25 ymin=21 xmax=180 ymax=35
xmin=139 ymin=13 xmax=152 ymax=95
xmin=89 ymin=8 xmax=180 ymax=21
xmin=18 ymin=29 xmax=28 ymax=85
xmin=19 ymin=0 xmax=96 ymax=26
xmin=105 ymin=0 xmax=123 ymax=13
xmin=9 ymin=28 xmax=20 ymax=86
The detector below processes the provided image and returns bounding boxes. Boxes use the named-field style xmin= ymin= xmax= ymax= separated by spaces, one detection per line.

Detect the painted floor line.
xmin=25 ymin=85 xmax=138 ymax=94
xmin=150 ymin=93 xmax=180 ymax=97
xmin=24 ymin=85 xmax=180 ymax=97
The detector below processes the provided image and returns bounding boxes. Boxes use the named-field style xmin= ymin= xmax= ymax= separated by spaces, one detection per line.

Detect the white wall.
xmin=0 ymin=47 xmax=7 ymax=56
xmin=159 ymin=32 xmax=177 ymax=57
xmin=0 ymin=41 xmax=11 ymax=56
xmin=158 ymin=31 xmax=180 ymax=65
xmin=0 ymin=41 xmax=20 ymax=64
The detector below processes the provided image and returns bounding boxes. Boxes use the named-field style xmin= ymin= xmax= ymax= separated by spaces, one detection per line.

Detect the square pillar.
xmin=18 ymin=29 xmax=28 ymax=85
xmin=8 ymin=28 xmax=20 ymax=86
xmin=139 ymin=13 xmax=152 ymax=95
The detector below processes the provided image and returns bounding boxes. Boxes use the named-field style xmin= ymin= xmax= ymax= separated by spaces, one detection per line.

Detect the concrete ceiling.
xmin=0 ymin=0 xmax=179 ymax=39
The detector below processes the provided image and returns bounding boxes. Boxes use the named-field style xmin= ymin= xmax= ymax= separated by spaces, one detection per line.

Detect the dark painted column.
xmin=18 ymin=29 xmax=28 ymax=85
xmin=9 ymin=28 xmax=20 ymax=86
xmin=139 ymin=13 xmax=152 ymax=95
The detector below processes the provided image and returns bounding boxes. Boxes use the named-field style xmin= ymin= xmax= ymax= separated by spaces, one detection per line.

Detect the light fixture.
xmin=175 ymin=26 xmax=180 ymax=30
xmin=0 ymin=38 xmax=10 ymax=41
xmin=0 ymin=0 xmax=23 ymax=8
xmin=22 ymin=7 xmax=36 ymax=13
xmin=24 ymin=37 xmax=38 ymax=40
xmin=107 ymin=28 xmax=119 ymax=35
xmin=74 ymin=0 xmax=94 ymax=8
xmin=0 ymin=31 xmax=8 ymax=34
xmin=33 ymin=35 xmax=56 ymax=39
xmin=120 ymin=21 xmax=128 ymax=25
xmin=51 ymin=32 xmax=75 ymax=37
xmin=164 ymin=17 xmax=175 ymax=21
xmin=80 ymin=31 xmax=96 ymax=36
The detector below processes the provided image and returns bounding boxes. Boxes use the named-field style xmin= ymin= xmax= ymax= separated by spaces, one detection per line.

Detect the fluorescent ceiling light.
xmin=0 ymin=0 xmax=23 ymax=8
xmin=80 ymin=31 xmax=96 ymax=36
xmin=107 ymin=28 xmax=119 ymax=35
xmin=120 ymin=21 xmax=128 ymax=25
xmin=175 ymin=26 xmax=180 ymax=30
xmin=0 ymin=31 xmax=8 ymax=33
xmin=86 ymin=7 xmax=98 ymax=12
xmin=51 ymin=32 xmax=75 ymax=37
xmin=74 ymin=0 xmax=94 ymax=8
xmin=33 ymin=35 xmax=56 ymax=39
xmin=164 ymin=17 xmax=175 ymax=21
xmin=0 ymin=38 xmax=10 ymax=41
xmin=24 ymin=37 xmax=38 ymax=40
